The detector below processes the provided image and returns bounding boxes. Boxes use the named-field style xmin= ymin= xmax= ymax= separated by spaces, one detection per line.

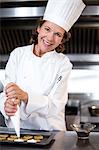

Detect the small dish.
xmin=70 ymin=123 xmax=96 ymax=139
xmin=88 ymin=105 xmax=99 ymax=116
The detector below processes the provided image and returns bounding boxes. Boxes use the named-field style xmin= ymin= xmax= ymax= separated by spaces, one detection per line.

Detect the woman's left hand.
xmin=5 ymin=82 xmax=28 ymax=104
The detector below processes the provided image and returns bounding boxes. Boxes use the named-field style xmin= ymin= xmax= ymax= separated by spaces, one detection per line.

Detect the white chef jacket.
xmin=0 ymin=44 xmax=72 ymax=131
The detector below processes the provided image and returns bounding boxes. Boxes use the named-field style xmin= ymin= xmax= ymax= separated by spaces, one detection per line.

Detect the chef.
xmin=0 ymin=0 xmax=85 ymax=131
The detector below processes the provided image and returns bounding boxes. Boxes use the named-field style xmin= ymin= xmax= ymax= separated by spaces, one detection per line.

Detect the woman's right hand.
xmin=4 ymin=98 xmax=18 ymax=117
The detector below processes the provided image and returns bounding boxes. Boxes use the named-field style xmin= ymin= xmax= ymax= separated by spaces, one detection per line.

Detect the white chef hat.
xmin=43 ymin=0 xmax=86 ymax=32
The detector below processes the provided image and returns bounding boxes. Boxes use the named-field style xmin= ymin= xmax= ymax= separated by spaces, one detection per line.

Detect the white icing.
xmin=27 ymin=139 xmax=37 ymax=143
xmin=14 ymin=138 xmax=24 ymax=142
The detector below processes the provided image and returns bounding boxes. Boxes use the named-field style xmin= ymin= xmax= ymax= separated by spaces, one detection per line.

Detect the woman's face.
xmin=36 ymin=21 xmax=65 ymax=56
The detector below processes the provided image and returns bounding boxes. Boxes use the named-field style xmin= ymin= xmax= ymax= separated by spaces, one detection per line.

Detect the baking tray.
xmin=0 ymin=127 xmax=55 ymax=146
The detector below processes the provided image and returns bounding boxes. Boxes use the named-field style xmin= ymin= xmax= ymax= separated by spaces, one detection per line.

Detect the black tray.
xmin=0 ymin=127 xmax=55 ymax=146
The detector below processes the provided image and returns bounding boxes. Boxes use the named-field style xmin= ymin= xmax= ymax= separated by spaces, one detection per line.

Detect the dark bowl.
xmin=88 ymin=105 xmax=99 ymax=116
xmin=70 ymin=123 xmax=96 ymax=139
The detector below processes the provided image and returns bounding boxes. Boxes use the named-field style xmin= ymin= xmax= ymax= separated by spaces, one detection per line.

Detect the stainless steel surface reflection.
xmin=1 ymin=0 xmax=47 ymax=2
xmin=0 ymin=5 xmax=99 ymax=18
xmin=0 ymin=7 xmax=45 ymax=18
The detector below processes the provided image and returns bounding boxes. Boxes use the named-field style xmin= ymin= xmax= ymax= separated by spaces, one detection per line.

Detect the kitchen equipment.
xmin=88 ymin=105 xmax=99 ymax=116
xmin=70 ymin=123 xmax=96 ymax=139
xmin=0 ymin=0 xmax=99 ymax=56
xmin=0 ymin=127 xmax=55 ymax=147
xmin=65 ymin=99 xmax=80 ymax=115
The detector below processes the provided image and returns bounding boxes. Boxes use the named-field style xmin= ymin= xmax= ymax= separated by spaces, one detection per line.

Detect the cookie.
xmin=0 ymin=134 xmax=8 ymax=138
xmin=7 ymin=137 xmax=15 ymax=141
xmin=22 ymin=135 xmax=33 ymax=140
xmin=34 ymin=135 xmax=43 ymax=140
xmin=14 ymin=138 xmax=24 ymax=142
xmin=0 ymin=137 xmax=6 ymax=141
xmin=27 ymin=139 xmax=37 ymax=143
xmin=10 ymin=135 xmax=18 ymax=139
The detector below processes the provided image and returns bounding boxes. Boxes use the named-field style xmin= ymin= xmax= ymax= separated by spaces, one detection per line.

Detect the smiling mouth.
xmin=43 ymin=39 xmax=52 ymax=46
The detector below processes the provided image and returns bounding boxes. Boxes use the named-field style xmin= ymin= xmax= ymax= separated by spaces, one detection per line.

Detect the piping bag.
xmin=4 ymin=81 xmax=20 ymax=138
xmin=10 ymin=98 xmax=20 ymax=138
